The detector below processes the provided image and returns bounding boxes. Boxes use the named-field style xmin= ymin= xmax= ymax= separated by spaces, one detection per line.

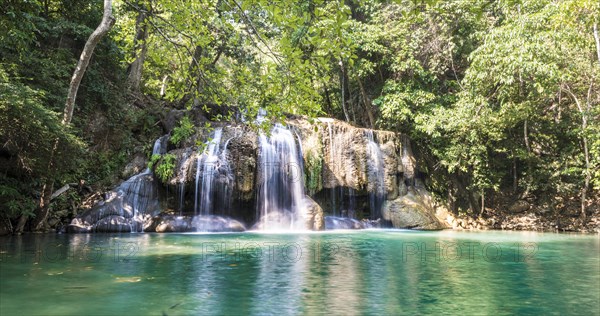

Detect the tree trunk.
xmin=25 ymin=0 xmax=115 ymax=232
xmin=339 ymin=60 xmax=350 ymax=122
xmin=357 ymin=79 xmax=375 ymax=128
xmin=63 ymin=0 xmax=115 ymax=125
xmin=179 ymin=46 xmax=204 ymax=107
xmin=561 ymin=84 xmax=592 ymax=218
xmin=324 ymin=85 xmax=333 ymax=114
xmin=126 ymin=7 xmax=148 ymax=93
xmin=513 ymin=158 xmax=518 ymax=193
xmin=524 ymin=119 xmax=531 ymax=153
xmin=480 ymin=190 xmax=485 ymax=216
xmin=593 ymin=22 xmax=600 ymax=64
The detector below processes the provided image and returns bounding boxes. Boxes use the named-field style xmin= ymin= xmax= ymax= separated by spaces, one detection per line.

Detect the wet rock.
xmin=382 ymin=188 xmax=446 ymax=230
xmin=122 ymin=155 xmax=148 ymax=179
xmin=70 ymin=172 xmax=161 ymax=231
xmin=143 ymin=215 xmax=158 ymax=232
xmin=66 ymin=218 xmax=92 ymax=233
xmin=361 ymin=218 xmax=382 ymax=228
xmin=93 ymin=215 xmax=141 ymax=233
xmin=302 ymin=196 xmax=325 ymax=230
xmin=317 ymin=119 xmax=368 ymax=190
xmin=191 ymin=215 xmax=246 ymax=232
xmin=155 ymin=215 xmax=192 ymax=232
xmin=325 ymin=216 xmax=364 ymax=229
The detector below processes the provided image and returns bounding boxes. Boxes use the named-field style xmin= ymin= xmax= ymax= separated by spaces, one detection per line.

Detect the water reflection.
xmin=0 ymin=231 xmax=598 ymax=315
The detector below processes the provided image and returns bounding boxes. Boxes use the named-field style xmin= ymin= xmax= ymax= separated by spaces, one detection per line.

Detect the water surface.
xmin=1 ymin=230 xmax=598 ymax=315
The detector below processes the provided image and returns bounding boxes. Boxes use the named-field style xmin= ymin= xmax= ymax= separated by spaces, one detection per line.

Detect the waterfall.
xmin=365 ymin=130 xmax=386 ymax=219
xmin=194 ymin=127 xmax=223 ymax=215
xmin=327 ymin=122 xmax=338 ymax=216
xmin=124 ymin=136 xmax=166 ymax=217
xmin=75 ymin=135 xmax=165 ymax=232
xmin=215 ymin=135 xmax=235 ymax=215
xmin=346 ymin=187 xmax=356 ymax=218
xmin=256 ymin=124 xmax=306 ymax=230
xmin=177 ymin=149 xmax=191 ymax=215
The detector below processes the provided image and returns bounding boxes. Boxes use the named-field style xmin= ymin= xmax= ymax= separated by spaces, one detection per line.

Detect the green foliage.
xmin=154 ymin=154 xmax=177 ymax=183
xmin=0 ymin=67 xmax=84 ymax=180
xmin=1 ymin=0 xmax=598 ymax=226
xmin=148 ymin=154 xmax=161 ymax=170
xmin=170 ymin=116 xmax=195 ymax=146
xmin=303 ymin=143 xmax=323 ymax=195
xmin=0 ymin=177 xmax=37 ymax=220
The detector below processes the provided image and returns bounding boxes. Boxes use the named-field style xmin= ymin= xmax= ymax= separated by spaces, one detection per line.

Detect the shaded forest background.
xmin=1 ymin=0 xmax=598 ymax=233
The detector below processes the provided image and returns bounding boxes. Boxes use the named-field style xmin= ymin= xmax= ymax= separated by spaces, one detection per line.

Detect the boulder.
xmin=302 ymin=196 xmax=325 ymax=230
xmin=81 ymin=173 xmax=158 ymax=221
xmin=155 ymin=215 xmax=192 ymax=232
xmin=191 ymin=215 xmax=246 ymax=232
xmin=143 ymin=214 xmax=159 ymax=232
xmin=362 ymin=218 xmax=382 ymax=228
xmin=93 ymin=215 xmax=142 ymax=233
xmin=382 ymin=188 xmax=446 ymax=230
xmin=67 ymin=224 xmax=92 ymax=233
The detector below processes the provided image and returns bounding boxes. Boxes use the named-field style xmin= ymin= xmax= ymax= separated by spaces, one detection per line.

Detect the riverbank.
xmin=443 ymin=203 xmax=600 ymax=233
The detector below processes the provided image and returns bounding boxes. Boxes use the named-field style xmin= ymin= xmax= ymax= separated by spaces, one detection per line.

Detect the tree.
xmin=26 ymin=0 xmax=115 ymax=232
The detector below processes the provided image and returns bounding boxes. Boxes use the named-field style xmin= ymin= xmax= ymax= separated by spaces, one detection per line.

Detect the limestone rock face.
xmin=303 ymin=196 xmax=325 ymax=230
xmin=76 ymin=111 xmax=445 ymax=232
xmin=382 ymin=188 xmax=446 ymax=230
xmin=226 ymin=126 xmax=257 ymax=202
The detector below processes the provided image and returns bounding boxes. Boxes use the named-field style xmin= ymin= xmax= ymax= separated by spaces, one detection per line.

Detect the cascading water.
xmin=327 ymin=122 xmax=338 ymax=216
xmin=78 ymin=136 xmax=168 ymax=232
xmin=346 ymin=187 xmax=356 ymax=218
xmin=365 ymin=130 xmax=386 ymax=219
xmin=177 ymin=149 xmax=192 ymax=215
xmin=256 ymin=124 xmax=307 ymax=230
xmin=214 ymin=134 xmax=235 ymax=215
xmin=124 ymin=135 xmax=166 ymax=216
xmin=194 ymin=128 xmax=223 ymax=215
